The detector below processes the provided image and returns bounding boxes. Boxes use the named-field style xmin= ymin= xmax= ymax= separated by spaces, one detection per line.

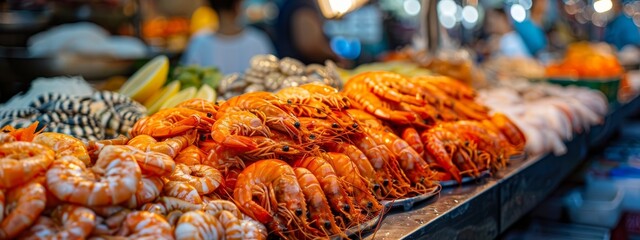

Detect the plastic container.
xmin=564 ymin=183 xmax=624 ymax=228
xmin=587 ymin=172 xmax=640 ymax=211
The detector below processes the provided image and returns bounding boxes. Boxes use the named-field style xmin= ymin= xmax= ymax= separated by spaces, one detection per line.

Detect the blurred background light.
xmin=593 ymin=0 xmax=613 ymax=13
xmin=439 ymin=13 xmax=457 ymax=28
xmin=403 ymin=0 xmax=421 ymax=16
xmin=510 ymin=4 xmax=527 ymax=22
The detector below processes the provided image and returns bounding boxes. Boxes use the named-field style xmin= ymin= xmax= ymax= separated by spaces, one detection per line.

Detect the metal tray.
xmin=380 ymin=185 xmax=441 ymax=211
xmin=439 ymin=170 xmax=492 ymax=188
xmin=331 ymin=212 xmax=384 ymax=240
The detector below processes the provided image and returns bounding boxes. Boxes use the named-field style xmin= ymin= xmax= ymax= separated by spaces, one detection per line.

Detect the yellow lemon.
xmin=144 ymin=81 xmax=181 ymax=114
xmin=160 ymin=87 xmax=197 ymax=110
xmin=119 ymin=55 xmax=169 ymax=102
xmin=195 ymin=84 xmax=216 ymax=102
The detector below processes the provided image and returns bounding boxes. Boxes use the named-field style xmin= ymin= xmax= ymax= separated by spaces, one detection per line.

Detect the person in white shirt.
xmin=182 ymin=0 xmax=275 ymax=74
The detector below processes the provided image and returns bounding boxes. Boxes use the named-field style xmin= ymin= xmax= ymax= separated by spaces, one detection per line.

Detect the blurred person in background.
xmin=482 ymin=8 xmax=531 ymax=58
xmin=604 ymin=0 xmax=640 ymax=50
xmin=182 ymin=0 xmax=274 ymax=74
xmin=275 ymin=0 xmax=347 ymax=66
xmin=512 ymin=0 xmax=548 ymax=56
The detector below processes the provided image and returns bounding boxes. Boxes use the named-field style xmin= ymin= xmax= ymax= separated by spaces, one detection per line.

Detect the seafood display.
xmin=0 ymin=124 xmax=267 ymax=240
xmin=2 ymin=66 xmax=618 ymax=239
xmin=0 ymin=91 xmax=146 ymax=141
xmin=478 ymin=81 xmax=609 ymax=156
xmin=343 ymin=71 xmax=526 ymax=182
xmin=217 ymin=54 xmax=343 ymax=100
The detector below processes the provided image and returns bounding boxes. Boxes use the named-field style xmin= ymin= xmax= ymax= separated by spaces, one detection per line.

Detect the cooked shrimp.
xmin=202 ymin=200 xmax=243 ymax=219
xmin=166 ymin=210 xmax=183 ymax=227
xmin=128 ymin=131 xmax=196 ymax=158
xmin=175 ymin=145 xmax=206 ymax=166
xmin=233 ymin=160 xmax=310 ymax=238
xmin=85 ymin=135 xmax=129 ymax=163
xmin=174 ymin=210 xmax=224 ymax=240
xmin=217 ymin=210 xmax=243 ymax=240
xmin=46 ymin=146 xmax=141 ymax=206
xmin=19 ymin=204 xmax=96 ymax=239
xmin=32 ymin=132 xmax=90 ymax=165
xmin=168 ymin=164 xmax=223 ymax=195
xmin=131 ymin=108 xmax=214 ymax=138
xmin=125 ymin=176 xmax=164 ymax=208
xmin=0 ymin=141 xmax=54 ymax=189
xmin=294 ymin=167 xmax=342 ymax=236
xmin=238 ymin=219 xmax=268 ymax=240
xmin=115 ymin=211 xmax=174 ymax=239
xmin=176 ymin=98 xmax=218 ymax=115
xmin=163 ymin=181 xmax=203 ymax=204
xmin=128 ymin=147 xmax=176 ymax=176
xmin=325 ymin=152 xmax=383 ymax=213
xmin=211 ymin=111 xmax=270 ymax=151
xmin=0 ymin=182 xmax=46 ymax=239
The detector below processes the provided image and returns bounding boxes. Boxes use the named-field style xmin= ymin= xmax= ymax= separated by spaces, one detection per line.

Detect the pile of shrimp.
xmin=0 ymin=72 xmax=526 ymax=239
xmin=0 ymin=123 xmax=267 ymax=240
xmin=343 ymin=71 xmax=527 ymax=183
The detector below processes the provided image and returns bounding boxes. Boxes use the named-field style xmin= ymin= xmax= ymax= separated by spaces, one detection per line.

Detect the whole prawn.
xmin=233 ymin=159 xmax=311 ymax=239
xmin=293 ymin=156 xmax=364 ymax=228
xmin=293 ymin=167 xmax=343 ymax=237
xmin=211 ymin=111 xmax=270 ymax=151
xmin=216 ymin=94 xmax=311 ymax=143
xmin=325 ymin=152 xmax=383 ymax=213
xmin=128 ymin=131 xmax=196 ymax=158
xmin=421 ymin=127 xmax=464 ymax=183
xmin=131 ymin=108 xmax=215 ymax=138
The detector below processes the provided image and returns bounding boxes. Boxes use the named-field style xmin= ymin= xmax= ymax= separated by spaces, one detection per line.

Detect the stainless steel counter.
xmin=365 ymin=97 xmax=640 ymax=240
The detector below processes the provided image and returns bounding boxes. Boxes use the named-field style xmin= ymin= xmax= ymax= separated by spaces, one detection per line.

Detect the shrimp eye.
xmin=342 ymin=97 xmax=348 ymax=102
xmin=294 ymin=122 xmax=301 ymax=128
xmin=206 ymin=112 xmax=213 ymax=118
xmin=295 ymin=209 xmax=303 ymax=216
xmin=352 ymin=123 xmax=358 ymax=129
xmin=383 ymin=179 xmax=389 ymax=186
xmin=367 ymin=202 xmax=373 ymax=209
xmin=436 ymin=113 xmax=441 ymax=120
xmin=324 ymin=221 xmax=331 ymax=229
xmin=373 ymin=184 xmax=380 ymax=190
xmin=316 ymin=108 xmax=322 ymax=113
xmin=287 ymin=99 xmax=293 ymax=104
xmin=200 ymin=135 xmax=207 ymax=141
xmin=420 ymin=177 xmax=425 ymax=183
xmin=332 ymin=123 xmax=339 ymax=128
xmin=464 ymin=141 xmax=469 ymax=146
xmin=214 ymin=101 xmax=219 ymax=105
xmin=342 ymin=204 xmax=350 ymax=212
xmin=282 ymin=145 xmax=290 ymax=152
xmin=309 ymin=134 xmax=316 ymax=140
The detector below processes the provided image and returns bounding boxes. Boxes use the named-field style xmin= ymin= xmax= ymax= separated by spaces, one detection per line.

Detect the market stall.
xmin=1 ymin=0 xmax=640 ymax=239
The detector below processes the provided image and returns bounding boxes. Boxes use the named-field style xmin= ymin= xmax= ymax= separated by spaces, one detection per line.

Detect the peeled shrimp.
xmin=168 ymin=164 xmax=223 ymax=195
xmin=46 ymin=145 xmax=141 ymax=206
xmin=19 ymin=204 xmax=96 ymax=239
xmin=115 ymin=211 xmax=174 ymax=239
xmin=0 ymin=141 xmax=54 ymax=189
xmin=162 ymin=181 xmax=203 ymax=204
xmin=125 ymin=176 xmax=164 ymax=209
xmin=174 ymin=210 xmax=224 ymax=240
xmin=32 ymin=132 xmax=91 ymax=165
xmin=0 ymin=182 xmax=46 ymax=239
